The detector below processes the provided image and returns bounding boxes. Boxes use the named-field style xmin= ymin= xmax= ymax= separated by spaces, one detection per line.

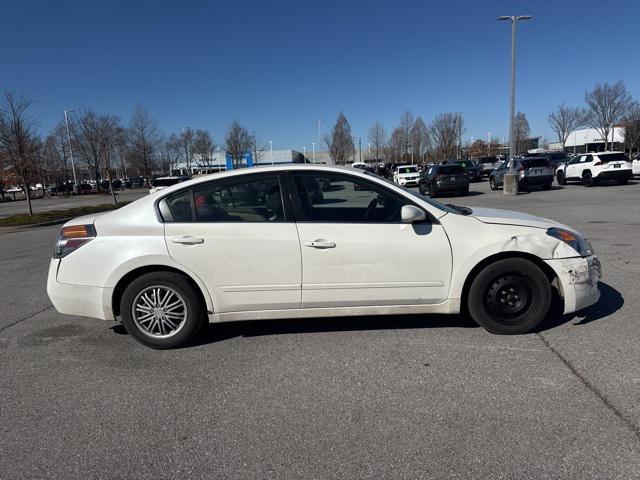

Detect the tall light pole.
xmin=497 ymin=14 xmax=532 ymax=195
xmin=311 ymin=142 xmax=316 ymax=163
xmin=302 ymin=145 xmax=306 ymax=161
xmin=488 ymin=132 xmax=492 ymax=155
xmin=64 ymin=109 xmax=78 ymax=193
xmin=269 ymin=140 xmax=274 ymax=165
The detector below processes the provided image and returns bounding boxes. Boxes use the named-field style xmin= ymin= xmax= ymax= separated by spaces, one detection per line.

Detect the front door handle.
xmin=305 ymin=239 xmax=336 ymax=249
xmin=172 ymin=235 xmax=205 ymax=245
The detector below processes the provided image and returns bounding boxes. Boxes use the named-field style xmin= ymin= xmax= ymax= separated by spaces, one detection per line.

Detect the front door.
xmin=288 ymin=171 xmax=452 ymax=308
xmin=162 ymin=173 xmax=301 ymax=313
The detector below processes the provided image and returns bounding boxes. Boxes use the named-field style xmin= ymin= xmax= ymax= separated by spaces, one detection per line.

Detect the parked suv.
xmin=393 ymin=165 xmax=420 ymax=187
xmin=448 ymin=160 xmax=482 ymax=181
xmin=555 ymin=152 xmax=632 ymax=187
xmin=419 ymin=164 xmax=469 ymax=197
xmin=477 ymin=156 xmax=501 ymax=176
xmin=490 ymin=158 xmax=554 ymax=191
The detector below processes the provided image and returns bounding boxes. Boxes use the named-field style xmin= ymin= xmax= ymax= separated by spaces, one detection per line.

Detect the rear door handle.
xmin=304 ymin=240 xmax=336 ymax=249
xmin=172 ymin=235 xmax=205 ymax=245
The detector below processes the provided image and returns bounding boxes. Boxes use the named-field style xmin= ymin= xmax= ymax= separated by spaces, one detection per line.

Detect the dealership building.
xmin=548 ymin=126 xmax=626 ymax=153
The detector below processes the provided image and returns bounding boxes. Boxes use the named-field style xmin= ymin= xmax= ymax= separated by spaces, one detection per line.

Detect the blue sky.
xmin=3 ymin=0 xmax=638 ymax=149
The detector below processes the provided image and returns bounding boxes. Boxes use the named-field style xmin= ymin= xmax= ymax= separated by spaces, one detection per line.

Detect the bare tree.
xmin=179 ymin=127 xmax=195 ymax=174
xmin=367 ymin=121 xmax=387 ymax=160
xmin=41 ymin=135 xmax=66 ymax=192
xmin=191 ymin=129 xmax=214 ymax=169
xmin=324 ymin=111 xmax=354 ymax=165
xmin=70 ymin=109 xmax=105 ymax=189
xmin=467 ymin=139 xmax=489 ymax=158
xmin=0 ymin=92 xmax=40 ymax=215
xmin=622 ymin=105 xmax=640 ymax=154
xmin=397 ymin=111 xmax=414 ymax=157
xmin=430 ymin=113 xmax=462 ymax=161
xmin=514 ymin=111 xmax=530 ymax=154
xmin=547 ymin=104 xmax=584 ymax=150
xmin=411 ymin=116 xmax=429 ymax=164
xmin=128 ymin=105 xmax=160 ymax=184
xmin=585 ymin=81 xmax=635 ymax=150
xmin=158 ymin=134 xmax=182 ymax=175
xmin=225 ymin=120 xmax=252 ymax=168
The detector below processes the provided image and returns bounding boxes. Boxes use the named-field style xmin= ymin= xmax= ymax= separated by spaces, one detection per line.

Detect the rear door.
xmin=288 ymin=171 xmax=452 ymax=308
xmin=566 ymin=155 xmax=590 ymax=179
xmin=162 ymin=173 xmax=302 ymax=313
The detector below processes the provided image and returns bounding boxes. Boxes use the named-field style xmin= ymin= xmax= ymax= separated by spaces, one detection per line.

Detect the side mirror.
xmin=401 ymin=205 xmax=427 ymax=223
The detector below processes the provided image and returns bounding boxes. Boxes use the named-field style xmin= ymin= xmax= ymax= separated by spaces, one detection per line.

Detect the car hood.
xmin=468 ymin=206 xmax=568 ymax=229
xmin=397 ymin=172 xmax=419 ymax=177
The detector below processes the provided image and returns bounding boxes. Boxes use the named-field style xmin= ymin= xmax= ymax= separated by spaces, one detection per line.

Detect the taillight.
xmin=54 ymin=224 xmax=96 ymax=258
xmin=593 ymin=161 xmax=602 ymax=166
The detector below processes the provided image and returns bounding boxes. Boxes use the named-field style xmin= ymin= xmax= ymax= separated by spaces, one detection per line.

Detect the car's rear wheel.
xmin=542 ymin=182 xmax=552 ymax=191
xmin=556 ymin=170 xmax=566 ymax=185
xmin=617 ymin=178 xmax=628 ymax=185
xmin=462 ymin=185 xmax=469 ymax=196
xmin=466 ymin=258 xmax=552 ymax=334
xmin=419 ymin=183 xmax=426 ymax=195
xmin=489 ymin=177 xmax=498 ymax=190
xmin=120 ymin=272 xmax=206 ymax=349
xmin=583 ymin=171 xmax=594 ymax=187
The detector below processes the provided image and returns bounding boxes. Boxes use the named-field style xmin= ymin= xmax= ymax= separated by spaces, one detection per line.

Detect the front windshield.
xmin=398 ymin=166 xmax=419 ymax=174
xmin=363 ymin=171 xmax=462 ymax=214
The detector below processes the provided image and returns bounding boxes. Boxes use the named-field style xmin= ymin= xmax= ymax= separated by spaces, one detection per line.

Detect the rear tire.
xmin=556 ymin=170 xmax=566 ymax=185
xmin=461 ymin=186 xmax=469 ymax=196
xmin=466 ymin=258 xmax=552 ymax=335
xmin=120 ymin=272 xmax=206 ymax=349
xmin=583 ymin=171 xmax=593 ymax=187
xmin=617 ymin=178 xmax=628 ymax=185
xmin=489 ymin=177 xmax=498 ymax=190
xmin=542 ymin=183 xmax=552 ymax=191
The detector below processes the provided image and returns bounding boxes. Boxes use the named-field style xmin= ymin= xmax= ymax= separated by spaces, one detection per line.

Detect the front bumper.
xmin=47 ymin=259 xmax=115 ymax=320
xmin=544 ymin=255 xmax=601 ymax=314
xmin=398 ymin=178 xmax=419 ymax=186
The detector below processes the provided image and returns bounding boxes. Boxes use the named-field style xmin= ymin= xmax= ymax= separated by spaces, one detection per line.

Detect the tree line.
xmin=0 ymin=92 xmax=256 ymax=214
xmin=324 ymin=81 xmax=639 ymax=165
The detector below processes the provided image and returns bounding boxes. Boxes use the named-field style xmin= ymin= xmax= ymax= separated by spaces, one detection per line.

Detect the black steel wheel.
xmin=467 ymin=258 xmax=552 ymax=334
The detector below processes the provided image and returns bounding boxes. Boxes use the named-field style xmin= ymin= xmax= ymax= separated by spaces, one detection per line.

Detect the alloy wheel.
xmin=132 ymin=286 xmax=188 ymax=338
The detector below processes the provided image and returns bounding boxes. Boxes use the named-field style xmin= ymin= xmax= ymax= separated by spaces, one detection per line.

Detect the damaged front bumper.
xmin=544 ymin=255 xmax=602 ymax=314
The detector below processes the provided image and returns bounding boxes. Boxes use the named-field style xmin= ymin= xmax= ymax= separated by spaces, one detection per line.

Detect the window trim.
xmin=285 ymin=170 xmax=432 ymax=224
xmin=156 ymin=172 xmax=293 ymax=223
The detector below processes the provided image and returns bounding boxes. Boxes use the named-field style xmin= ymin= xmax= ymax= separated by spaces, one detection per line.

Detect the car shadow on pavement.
xmin=191 ymin=313 xmax=479 ymax=346
xmin=537 ymin=281 xmax=623 ymax=331
xmin=109 ymin=282 xmax=623 ymax=346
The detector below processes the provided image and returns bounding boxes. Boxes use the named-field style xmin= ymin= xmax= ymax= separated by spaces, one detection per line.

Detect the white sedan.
xmin=47 ymin=165 xmax=602 ymax=348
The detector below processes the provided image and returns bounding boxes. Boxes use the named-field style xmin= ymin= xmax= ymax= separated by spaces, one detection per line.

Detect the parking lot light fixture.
xmin=497 ymin=14 xmax=532 ymax=195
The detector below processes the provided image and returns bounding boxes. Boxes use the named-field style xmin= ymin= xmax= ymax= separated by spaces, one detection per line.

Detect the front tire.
xmin=489 ymin=177 xmax=498 ymax=190
xmin=466 ymin=258 xmax=552 ymax=335
xmin=583 ymin=171 xmax=593 ymax=187
xmin=120 ymin=272 xmax=206 ymax=349
xmin=428 ymin=184 xmax=438 ymax=198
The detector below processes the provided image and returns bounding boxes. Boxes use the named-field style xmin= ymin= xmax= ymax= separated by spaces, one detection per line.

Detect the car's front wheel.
xmin=120 ymin=272 xmax=206 ymax=349
xmin=583 ymin=171 xmax=594 ymax=187
xmin=466 ymin=258 xmax=552 ymax=334
xmin=428 ymin=183 xmax=438 ymax=197
xmin=489 ymin=177 xmax=498 ymax=190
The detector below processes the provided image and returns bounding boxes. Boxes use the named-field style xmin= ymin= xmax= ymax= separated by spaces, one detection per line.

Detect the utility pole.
xmin=311 ymin=142 xmax=316 ymax=163
xmin=497 ymin=14 xmax=532 ymax=195
xmin=488 ymin=132 xmax=492 ymax=156
xmin=64 ymin=110 xmax=78 ymax=194
xmin=269 ymin=140 xmax=274 ymax=165
xmin=359 ymin=137 xmax=362 ymax=163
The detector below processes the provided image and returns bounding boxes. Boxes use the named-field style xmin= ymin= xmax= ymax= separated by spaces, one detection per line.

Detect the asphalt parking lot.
xmin=1 ymin=177 xmax=639 ymax=479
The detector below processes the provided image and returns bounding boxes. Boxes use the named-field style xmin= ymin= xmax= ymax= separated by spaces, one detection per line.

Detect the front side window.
xmin=193 ymin=175 xmax=284 ymax=222
xmin=292 ymin=173 xmax=411 ymax=223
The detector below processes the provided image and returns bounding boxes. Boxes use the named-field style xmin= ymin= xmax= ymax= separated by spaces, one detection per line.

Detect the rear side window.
xmin=192 ymin=175 xmax=284 ymax=222
xmin=166 ymin=190 xmax=193 ymax=222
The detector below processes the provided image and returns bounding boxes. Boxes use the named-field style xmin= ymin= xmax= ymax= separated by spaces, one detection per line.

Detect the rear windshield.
xmin=522 ymin=159 xmax=551 ymax=168
xmin=438 ymin=166 xmax=465 ymax=174
xmin=398 ymin=166 xmax=418 ymax=174
xmin=452 ymin=161 xmax=475 ymax=168
xmin=152 ymin=178 xmax=181 ymax=187
xmin=598 ymin=153 xmax=628 ymax=162
xmin=478 ymin=157 xmax=499 ymax=164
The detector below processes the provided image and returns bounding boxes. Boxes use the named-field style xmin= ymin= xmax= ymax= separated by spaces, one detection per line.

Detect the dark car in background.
xmin=524 ymin=151 xmax=570 ymax=169
xmin=419 ymin=164 xmax=470 ymax=197
xmin=490 ymin=157 xmax=554 ymax=191
xmin=448 ymin=159 xmax=482 ymax=181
